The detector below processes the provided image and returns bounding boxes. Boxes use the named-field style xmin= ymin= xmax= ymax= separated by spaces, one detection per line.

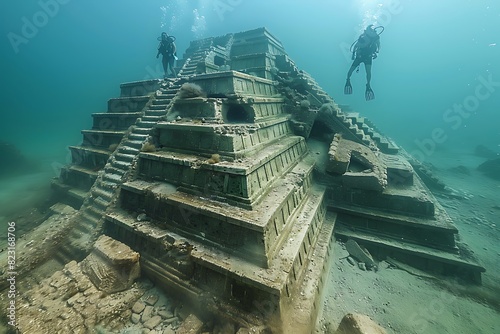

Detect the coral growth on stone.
xmin=178 ymin=82 xmax=206 ymax=99
xmin=207 ymin=153 xmax=221 ymax=164
xmin=108 ymin=143 xmax=118 ymax=152
xmin=141 ymin=142 xmax=156 ymax=152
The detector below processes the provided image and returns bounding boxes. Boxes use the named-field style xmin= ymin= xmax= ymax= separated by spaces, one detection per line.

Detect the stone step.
xmin=142 ymin=115 xmax=161 ymax=122
xmin=92 ymin=196 xmax=110 ymax=210
xmin=112 ymin=159 xmax=132 ymax=170
xmin=68 ymin=145 xmax=110 ymax=168
xmin=103 ymin=173 xmax=124 ymax=183
xmin=156 ymin=94 xmax=176 ymax=101
xmin=132 ymin=127 xmax=151 ymax=135
xmin=145 ymin=110 xmax=166 ymax=117
xmin=72 ymin=217 xmax=94 ymax=235
xmin=49 ymin=203 xmax=76 ymax=215
xmin=97 ymin=179 xmax=119 ymax=192
xmin=105 ymin=165 xmax=127 ymax=177
xmin=149 ymin=104 xmax=168 ymax=111
xmin=116 ymin=152 xmax=136 ymax=163
xmin=371 ymin=132 xmax=382 ymax=143
xmin=361 ymin=123 xmax=373 ymax=135
xmin=331 ymin=202 xmax=458 ymax=251
xmin=119 ymin=145 xmax=140 ymax=155
xmin=83 ymin=204 xmax=105 ymax=221
xmin=81 ymin=210 xmax=101 ymax=227
xmin=335 ymin=225 xmax=485 ymax=284
xmin=60 ymin=165 xmax=98 ymax=191
xmin=137 ymin=136 xmax=308 ymax=206
xmin=160 ymin=90 xmax=179 ymax=97
xmin=181 ymin=70 xmax=196 ymax=76
xmin=129 ymin=133 xmax=149 ymax=141
xmin=152 ymin=96 xmax=173 ymax=103
xmin=361 ymin=135 xmax=372 ymax=146
xmin=52 ymin=243 xmax=75 ymax=265
xmin=126 ymin=140 xmax=144 ymax=150
xmin=91 ymin=187 xmax=114 ymax=202
xmin=50 ymin=179 xmax=88 ymax=208
xmin=137 ymin=121 xmax=157 ymax=128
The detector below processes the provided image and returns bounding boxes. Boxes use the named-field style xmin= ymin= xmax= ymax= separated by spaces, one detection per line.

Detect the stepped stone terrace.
xmin=3 ymin=27 xmax=484 ymax=334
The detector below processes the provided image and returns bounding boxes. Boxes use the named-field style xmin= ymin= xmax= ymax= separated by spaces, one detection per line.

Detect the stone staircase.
xmin=101 ymin=70 xmax=335 ymax=332
xmin=30 ymin=27 xmax=484 ymax=333
xmin=274 ymin=55 xmax=379 ymax=150
xmin=344 ymin=110 xmax=399 ymax=154
xmin=48 ymin=79 xmax=183 ymax=261
xmin=51 ymin=85 xmax=157 ymax=209
xmin=177 ymin=38 xmax=214 ymax=77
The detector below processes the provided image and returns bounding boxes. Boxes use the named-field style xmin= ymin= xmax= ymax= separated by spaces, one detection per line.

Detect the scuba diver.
xmin=156 ymin=32 xmax=177 ymax=78
xmin=344 ymin=25 xmax=384 ymax=101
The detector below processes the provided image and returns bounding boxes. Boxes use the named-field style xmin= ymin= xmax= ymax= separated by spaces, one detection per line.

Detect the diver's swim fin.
xmin=344 ymin=79 xmax=352 ymax=95
xmin=365 ymin=84 xmax=375 ymax=101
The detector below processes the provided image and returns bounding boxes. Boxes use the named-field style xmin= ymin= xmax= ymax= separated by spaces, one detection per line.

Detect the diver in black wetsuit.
xmin=156 ymin=32 xmax=177 ymax=78
xmin=344 ymin=25 xmax=384 ymax=101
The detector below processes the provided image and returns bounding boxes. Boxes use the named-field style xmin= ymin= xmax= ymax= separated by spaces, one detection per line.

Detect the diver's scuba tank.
xmin=157 ymin=33 xmax=176 ymax=42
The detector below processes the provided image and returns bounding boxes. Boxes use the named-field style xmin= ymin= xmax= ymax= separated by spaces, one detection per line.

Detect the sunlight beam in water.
xmin=160 ymin=0 xmax=207 ymax=38
xmin=356 ymin=0 xmax=392 ymax=32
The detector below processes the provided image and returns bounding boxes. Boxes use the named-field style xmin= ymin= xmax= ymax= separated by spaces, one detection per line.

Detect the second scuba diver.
xmin=157 ymin=32 xmax=177 ymax=78
xmin=344 ymin=25 xmax=384 ymax=101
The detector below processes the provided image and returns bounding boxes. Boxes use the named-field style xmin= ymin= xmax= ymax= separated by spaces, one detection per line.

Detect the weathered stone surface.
xmin=80 ymin=235 xmax=140 ymax=293
xmin=163 ymin=327 xmax=176 ymax=334
xmin=326 ymin=135 xmax=387 ymax=191
xmin=144 ymin=315 xmax=163 ymax=329
xmin=144 ymin=294 xmax=159 ymax=306
xmin=335 ymin=313 xmax=386 ymax=334
xmin=132 ymin=300 xmax=146 ymax=313
xmin=131 ymin=312 xmax=141 ymax=324
xmin=142 ymin=305 xmax=154 ymax=323
xmin=15 ymin=258 xmax=145 ymax=334
xmin=158 ymin=308 xmax=174 ymax=319
xmin=176 ymin=313 xmax=204 ymax=334
xmin=345 ymin=239 xmax=375 ymax=268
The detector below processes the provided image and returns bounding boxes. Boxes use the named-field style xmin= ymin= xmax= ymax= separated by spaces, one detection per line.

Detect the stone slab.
xmin=190 ymin=70 xmax=277 ymax=97
xmin=335 ymin=313 xmax=387 ymax=334
xmin=80 ymin=235 xmax=140 ymax=293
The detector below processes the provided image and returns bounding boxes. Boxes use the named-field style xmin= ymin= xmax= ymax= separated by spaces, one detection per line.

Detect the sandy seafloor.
xmin=0 ymin=146 xmax=499 ymax=334
xmin=316 ymin=147 xmax=500 ymax=334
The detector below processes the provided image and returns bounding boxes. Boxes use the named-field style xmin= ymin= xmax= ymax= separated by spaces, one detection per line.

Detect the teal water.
xmin=1 ymin=0 xmax=499 ymax=165
xmin=0 ymin=0 xmax=499 ymax=332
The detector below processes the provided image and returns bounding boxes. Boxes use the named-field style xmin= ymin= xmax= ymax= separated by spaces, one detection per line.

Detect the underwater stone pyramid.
xmin=41 ymin=27 xmax=484 ymax=333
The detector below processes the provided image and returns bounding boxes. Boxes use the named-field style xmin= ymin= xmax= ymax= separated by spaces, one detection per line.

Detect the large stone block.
xmin=120 ymin=79 xmax=161 ymax=97
xmin=326 ymin=135 xmax=387 ymax=191
xmin=190 ymin=70 xmax=277 ymax=97
xmin=80 ymin=235 xmax=140 ymax=293
xmin=335 ymin=313 xmax=386 ymax=334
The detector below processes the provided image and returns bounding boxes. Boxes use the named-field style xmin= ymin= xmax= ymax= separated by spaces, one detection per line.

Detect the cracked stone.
xmin=132 ymin=300 xmax=146 ymax=314
xmin=142 ymin=305 xmax=154 ymax=323
xmin=131 ymin=313 xmax=141 ymax=324
xmin=144 ymin=294 xmax=159 ymax=306
xmin=144 ymin=315 xmax=162 ymax=330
